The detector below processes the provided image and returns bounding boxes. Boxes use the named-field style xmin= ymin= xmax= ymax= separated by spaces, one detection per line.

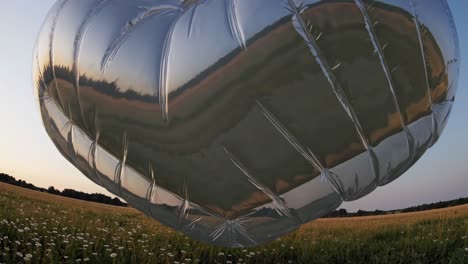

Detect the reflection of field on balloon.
xmin=0 ymin=183 xmax=466 ymax=263
xmin=42 ymin=2 xmax=451 ymax=215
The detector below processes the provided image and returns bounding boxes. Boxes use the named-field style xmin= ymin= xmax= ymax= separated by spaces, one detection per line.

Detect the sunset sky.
xmin=0 ymin=0 xmax=467 ymax=212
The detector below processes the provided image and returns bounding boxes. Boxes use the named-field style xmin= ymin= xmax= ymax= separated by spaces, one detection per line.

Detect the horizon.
xmin=0 ymin=0 xmax=467 ymax=213
xmin=2 ymin=173 xmax=467 ymax=215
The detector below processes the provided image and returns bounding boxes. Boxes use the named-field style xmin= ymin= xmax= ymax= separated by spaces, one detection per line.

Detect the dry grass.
xmin=308 ymin=203 xmax=468 ymax=229
xmin=0 ymin=182 xmax=134 ymax=213
xmin=0 ymin=182 xmax=466 ymax=263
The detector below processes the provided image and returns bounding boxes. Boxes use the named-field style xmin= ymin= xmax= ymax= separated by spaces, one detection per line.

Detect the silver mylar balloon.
xmin=34 ymin=0 xmax=460 ymax=247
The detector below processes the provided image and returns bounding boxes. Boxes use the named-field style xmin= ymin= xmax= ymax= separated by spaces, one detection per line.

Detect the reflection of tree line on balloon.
xmin=38 ymin=0 xmax=449 ymax=117
xmin=302 ymin=2 xmax=449 ymax=124
xmin=39 ymin=0 xmax=448 ymax=136
xmin=38 ymin=16 xmax=296 ymax=113
xmin=40 ymin=65 xmax=157 ymax=104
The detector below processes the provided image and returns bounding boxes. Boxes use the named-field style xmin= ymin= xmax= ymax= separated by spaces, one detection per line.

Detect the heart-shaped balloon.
xmin=34 ymin=0 xmax=459 ymax=247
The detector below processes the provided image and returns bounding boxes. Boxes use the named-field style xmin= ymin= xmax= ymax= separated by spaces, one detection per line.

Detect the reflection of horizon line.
xmin=44 ymin=1 xmax=444 ymax=110
xmin=167 ymin=0 xmax=425 ymax=99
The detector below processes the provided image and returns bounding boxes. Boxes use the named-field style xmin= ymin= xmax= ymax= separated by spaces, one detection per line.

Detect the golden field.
xmin=0 ymin=182 xmax=466 ymax=263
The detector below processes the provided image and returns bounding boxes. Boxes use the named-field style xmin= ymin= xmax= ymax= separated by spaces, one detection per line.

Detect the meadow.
xmin=0 ymin=182 xmax=466 ymax=264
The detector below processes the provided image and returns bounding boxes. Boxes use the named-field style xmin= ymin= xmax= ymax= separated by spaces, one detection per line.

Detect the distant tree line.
xmin=0 ymin=173 xmax=126 ymax=207
xmin=323 ymin=197 xmax=468 ymax=218
xmin=1 ymin=172 xmax=467 ymax=216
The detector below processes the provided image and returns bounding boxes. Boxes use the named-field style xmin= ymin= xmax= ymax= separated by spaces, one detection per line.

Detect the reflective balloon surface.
xmin=34 ymin=0 xmax=460 ymax=247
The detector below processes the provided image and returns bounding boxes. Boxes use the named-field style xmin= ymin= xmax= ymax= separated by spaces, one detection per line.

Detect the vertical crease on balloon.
xmin=435 ymin=101 xmax=454 ymax=129
xmin=68 ymin=125 xmax=76 ymax=161
xmin=186 ymin=0 xmax=209 ymax=38
xmin=443 ymin=0 xmax=461 ymax=101
xmin=226 ymin=0 xmax=247 ymax=50
xmin=286 ymin=0 xmax=380 ymax=183
xmin=100 ymin=7 xmax=181 ymax=73
xmin=91 ymin=129 xmax=100 ymax=182
xmin=178 ymin=177 xmax=190 ymax=223
xmin=114 ymin=132 xmax=128 ymax=194
xmin=160 ymin=20 xmax=176 ymax=122
xmin=181 ymin=199 xmax=230 ymax=236
xmin=446 ymin=79 xmax=455 ymax=101
xmin=35 ymin=52 xmax=49 ymax=102
xmin=65 ymin=104 xmax=77 ymax=161
xmin=61 ymin=103 xmax=72 ymax=134
xmin=145 ymin=163 xmax=157 ymax=203
xmin=183 ymin=216 xmax=202 ymax=233
xmin=223 ymin=146 xmax=297 ymax=220
xmin=90 ymin=107 xmax=100 ymax=179
xmin=256 ymin=101 xmax=346 ymax=198
xmin=173 ymin=189 xmax=226 ymax=226
xmin=85 ymin=146 xmax=98 ymax=184
xmin=409 ymin=0 xmax=437 ymax=147
xmin=160 ymin=10 xmax=185 ymax=122
xmin=73 ymin=0 xmax=112 ymax=130
xmin=441 ymin=0 xmax=461 ymax=95
xmin=354 ymin=0 xmax=416 ymax=178
xmin=66 ymin=122 xmax=73 ymax=152
xmin=49 ymin=0 xmax=70 ymax=111
xmin=438 ymin=0 xmax=460 ymax=123
xmin=187 ymin=4 xmax=199 ymax=38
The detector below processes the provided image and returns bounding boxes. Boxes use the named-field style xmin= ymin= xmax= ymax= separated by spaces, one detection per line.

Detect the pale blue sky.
xmin=0 ymin=0 xmax=466 ymax=212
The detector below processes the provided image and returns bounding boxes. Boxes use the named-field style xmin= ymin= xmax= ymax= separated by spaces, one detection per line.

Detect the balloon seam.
xmin=160 ymin=12 xmax=184 ymax=122
xmin=49 ymin=0 xmax=70 ymax=111
xmin=226 ymin=0 xmax=247 ymax=50
xmin=100 ymin=7 xmax=180 ymax=73
xmin=223 ymin=146 xmax=298 ymax=221
xmin=256 ymin=101 xmax=346 ymax=199
xmin=354 ymin=0 xmax=416 ymax=182
xmin=409 ymin=0 xmax=438 ymax=148
xmin=286 ymin=0 xmax=380 ymax=189
xmin=73 ymin=0 xmax=113 ymax=132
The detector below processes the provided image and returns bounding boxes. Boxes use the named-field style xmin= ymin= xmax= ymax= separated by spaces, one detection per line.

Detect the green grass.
xmin=0 ymin=183 xmax=466 ymax=263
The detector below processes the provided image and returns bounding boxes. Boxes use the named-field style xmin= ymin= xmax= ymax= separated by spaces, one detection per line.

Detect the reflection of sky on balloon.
xmin=416 ymin=1 xmax=459 ymax=71
xmin=168 ymin=1 xmax=291 ymax=92
xmin=0 ymin=0 xmax=466 ymax=212
xmin=54 ymin=1 xmax=290 ymax=96
xmin=168 ymin=0 xmax=241 ymax=94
